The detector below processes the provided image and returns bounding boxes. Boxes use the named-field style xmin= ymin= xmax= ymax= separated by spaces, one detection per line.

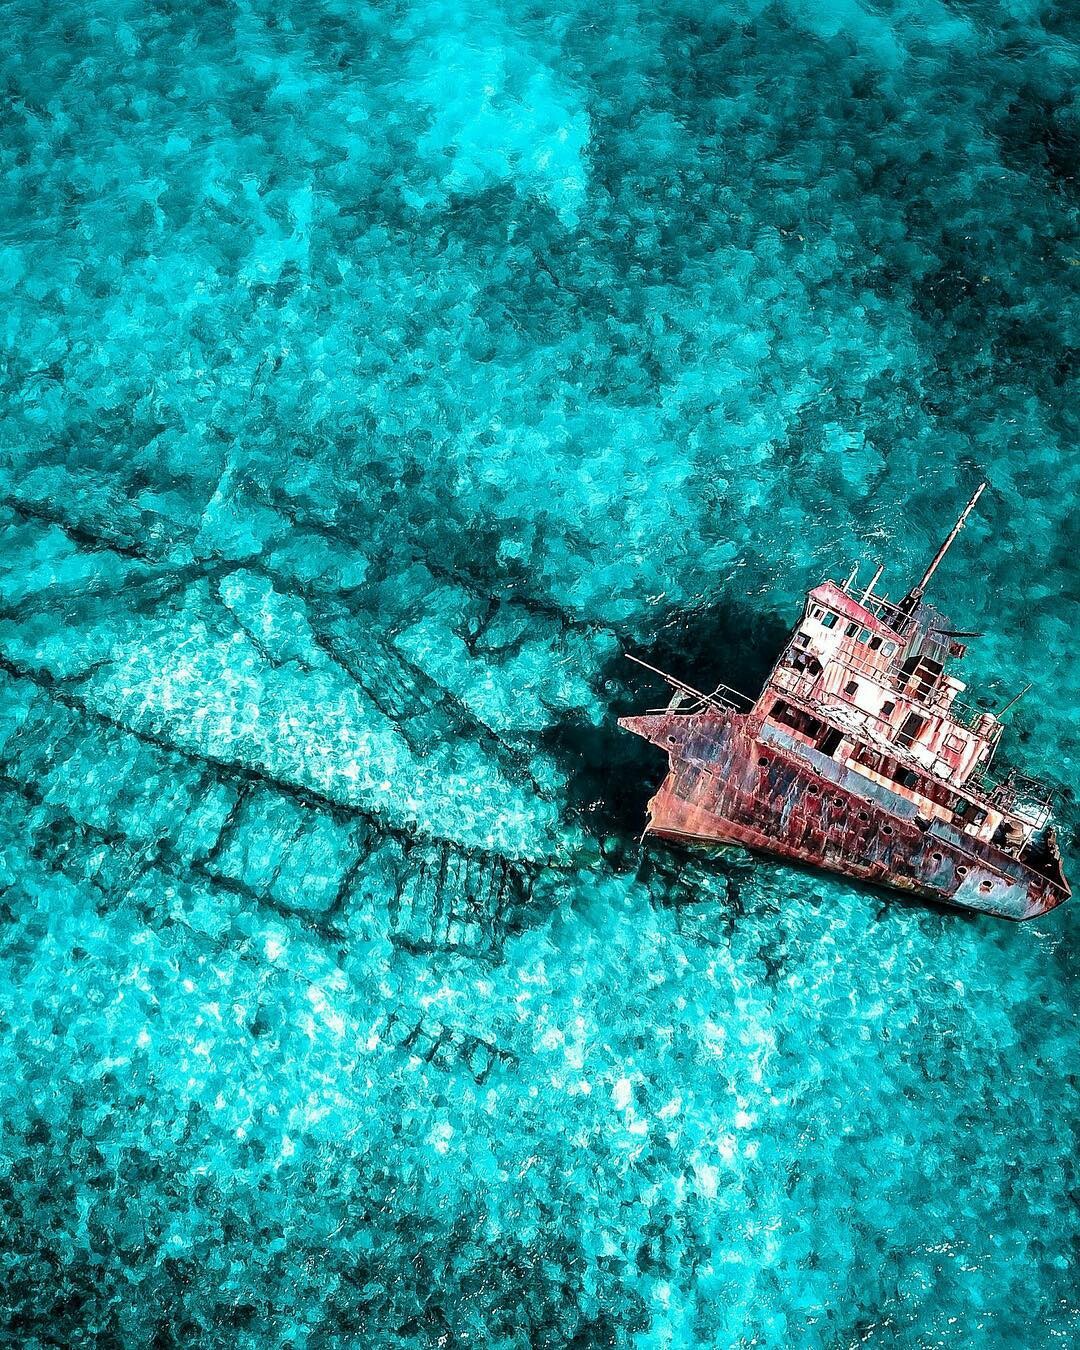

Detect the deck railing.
xmin=625 ymin=654 xmax=754 ymax=715
xmin=781 ymin=641 xmax=990 ymax=733
xmin=835 ymin=576 xmax=908 ymax=629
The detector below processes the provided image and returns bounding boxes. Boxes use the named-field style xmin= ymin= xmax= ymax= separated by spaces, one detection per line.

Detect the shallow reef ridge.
xmin=0 ymin=1 xmax=1078 ymax=1346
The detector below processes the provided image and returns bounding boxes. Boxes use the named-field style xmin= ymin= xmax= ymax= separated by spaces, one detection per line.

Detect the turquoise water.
xmin=1 ymin=0 xmax=1078 ymax=1344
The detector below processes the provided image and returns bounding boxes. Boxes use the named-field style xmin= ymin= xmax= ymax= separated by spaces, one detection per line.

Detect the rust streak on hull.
xmin=619 ymin=485 xmax=1070 ymax=922
xmin=620 ymin=709 xmax=1068 ymax=922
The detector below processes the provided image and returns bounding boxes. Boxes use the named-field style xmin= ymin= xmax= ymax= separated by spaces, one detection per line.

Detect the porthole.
xmin=956 ymin=865 xmax=969 ymax=878
xmin=807 ymin=783 xmax=819 ymax=795
xmin=931 ymin=851 xmax=943 ymax=863
xmin=978 ymin=880 xmax=993 ymax=894
xmin=758 ymin=755 xmax=769 ymax=767
xmin=834 ymin=797 xmax=845 ymax=808
xmin=858 ymin=810 xmax=869 ymax=822
xmin=882 ymin=825 xmax=893 ymax=836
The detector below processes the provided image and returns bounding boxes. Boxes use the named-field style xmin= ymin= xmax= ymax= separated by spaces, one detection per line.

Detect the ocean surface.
xmin=1 ymin=1 xmax=1078 ymax=1345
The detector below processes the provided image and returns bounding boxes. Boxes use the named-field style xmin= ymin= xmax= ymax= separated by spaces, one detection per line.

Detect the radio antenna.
xmin=899 ymin=481 xmax=987 ymax=615
xmin=998 ymin=682 xmax=1032 ymax=717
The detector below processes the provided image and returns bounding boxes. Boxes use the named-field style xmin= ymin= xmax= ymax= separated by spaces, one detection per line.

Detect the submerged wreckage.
xmin=620 ymin=484 xmax=1070 ymax=920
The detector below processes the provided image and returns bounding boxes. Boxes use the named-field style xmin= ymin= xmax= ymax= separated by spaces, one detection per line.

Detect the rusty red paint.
xmin=619 ymin=487 xmax=1070 ymax=921
xmin=620 ymin=706 xmax=1066 ymax=920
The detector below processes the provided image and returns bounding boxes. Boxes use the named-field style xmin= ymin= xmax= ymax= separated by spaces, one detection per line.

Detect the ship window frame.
xmin=881 ymin=699 xmax=896 ymax=717
xmin=844 ymin=679 xmax=859 ymax=696
xmin=931 ymin=851 xmax=943 ymax=863
xmin=757 ymin=755 xmax=769 ymax=767
xmin=856 ymin=628 xmax=871 ymax=644
xmin=806 ymin=783 xmax=820 ymax=796
xmin=881 ymin=824 xmax=894 ymax=836
xmin=858 ymin=809 xmax=869 ymax=822
xmin=978 ymin=879 xmax=993 ymax=894
xmin=820 ymin=612 xmax=838 ymax=630
xmin=944 ymin=733 xmax=965 ymax=753
xmin=845 ymin=621 xmax=859 ymax=637
xmin=881 ymin=641 xmax=896 ymax=658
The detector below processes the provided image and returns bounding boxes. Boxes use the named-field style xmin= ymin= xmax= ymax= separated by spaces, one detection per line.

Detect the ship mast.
xmin=859 ymin=563 xmax=884 ymax=605
xmin=998 ymin=682 xmax=1032 ymax=717
xmin=897 ymin=481 xmax=986 ymax=618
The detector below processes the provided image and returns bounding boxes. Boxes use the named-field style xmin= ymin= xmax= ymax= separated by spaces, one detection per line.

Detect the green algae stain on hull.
xmin=0 ymin=1 xmax=1078 ymax=1346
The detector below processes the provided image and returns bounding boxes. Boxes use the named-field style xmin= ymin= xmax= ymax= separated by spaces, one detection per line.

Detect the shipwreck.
xmin=619 ymin=483 xmax=1070 ymax=920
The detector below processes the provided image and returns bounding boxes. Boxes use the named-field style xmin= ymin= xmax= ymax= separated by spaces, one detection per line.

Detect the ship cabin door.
xmin=817 ymin=727 xmax=844 ymax=758
xmin=895 ymin=712 xmax=926 ymax=751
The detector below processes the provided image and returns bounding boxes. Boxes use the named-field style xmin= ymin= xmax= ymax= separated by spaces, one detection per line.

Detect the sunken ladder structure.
xmin=619 ymin=484 xmax=1070 ymax=921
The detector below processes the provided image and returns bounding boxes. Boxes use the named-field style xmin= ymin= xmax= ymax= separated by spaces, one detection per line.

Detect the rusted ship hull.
xmin=620 ymin=709 xmax=1068 ymax=921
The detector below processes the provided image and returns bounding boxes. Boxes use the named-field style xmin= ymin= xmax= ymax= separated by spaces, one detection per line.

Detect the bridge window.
xmin=856 ymin=628 xmax=871 ymax=644
xmin=821 ymin=612 xmax=838 ymax=629
xmin=881 ymin=641 xmax=897 ymax=657
xmin=845 ymin=622 xmax=859 ymax=636
xmin=868 ymin=635 xmax=882 ymax=650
